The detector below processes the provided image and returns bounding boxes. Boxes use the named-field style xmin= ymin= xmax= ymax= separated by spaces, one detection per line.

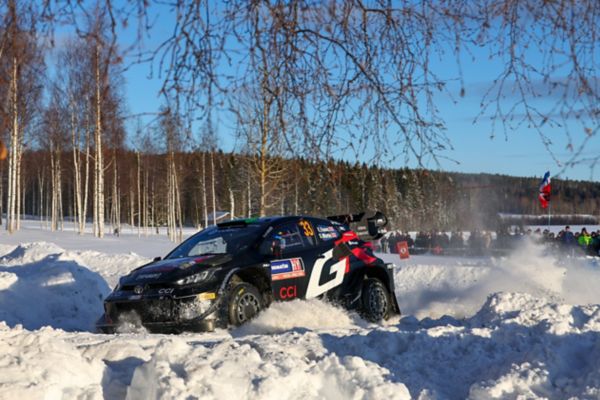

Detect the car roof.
xmin=216 ymin=215 xmax=331 ymax=229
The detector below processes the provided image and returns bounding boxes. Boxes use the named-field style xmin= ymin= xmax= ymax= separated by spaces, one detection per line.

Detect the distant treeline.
xmin=7 ymin=148 xmax=600 ymax=234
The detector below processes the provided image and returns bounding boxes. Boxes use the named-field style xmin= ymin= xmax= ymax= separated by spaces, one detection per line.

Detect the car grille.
xmin=119 ymin=282 xmax=172 ymax=292
xmin=109 ymin=297 xmax=200 ymax=323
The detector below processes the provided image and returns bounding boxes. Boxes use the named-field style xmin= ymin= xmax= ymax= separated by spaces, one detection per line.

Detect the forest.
xmin=8 ymin=147 xmax=600 ymax=240
xmin=1 ymin=1 xmax=598 ymax=240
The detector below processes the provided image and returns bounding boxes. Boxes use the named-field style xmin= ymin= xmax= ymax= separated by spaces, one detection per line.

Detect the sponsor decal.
xmin=279 ymin=285 xmax=297 ymax=299
xmin=197 ymin=292 xmax=216 ymax=300
xmin=316 ymin=225 xmax=336 ymax=233
xmin=138 ymin=273 xmax=162 ymax=280
xmin=305 ymin=249 xmax=347 ymax=298
xmin=129 ymin=295 xmax=142 ymax=300
xmin=318 ymin=232 xmax=338 ymax=240
xmin=270 ymin=258 xmax=306 ymax=281
xmin=317 ymin=225 xmax=339 ymax=240
xmin=158 ymin=288 xmax=174 ymax=295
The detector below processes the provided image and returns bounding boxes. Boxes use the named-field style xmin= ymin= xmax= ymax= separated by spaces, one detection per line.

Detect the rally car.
xmin=96 ymin=211 xmax=400 ymax=333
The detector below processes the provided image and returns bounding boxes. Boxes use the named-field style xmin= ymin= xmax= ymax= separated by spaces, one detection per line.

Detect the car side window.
xmin=260 ymin=222 xmax=307 ymax=256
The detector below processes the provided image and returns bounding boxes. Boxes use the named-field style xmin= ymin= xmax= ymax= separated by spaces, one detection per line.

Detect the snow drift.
xmin=1 ymin=234 xmax=600 ymax=398
xmin=0 ymin=243 xmax=112 ymax=331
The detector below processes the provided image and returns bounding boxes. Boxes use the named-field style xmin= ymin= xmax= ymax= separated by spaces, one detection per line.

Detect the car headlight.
xmin=175 ymin=270 xmax=214 ymax=286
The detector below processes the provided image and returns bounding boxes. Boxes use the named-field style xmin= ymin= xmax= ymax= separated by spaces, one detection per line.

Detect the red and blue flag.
xmin=538 ymin=171 xmax=551 ymax=209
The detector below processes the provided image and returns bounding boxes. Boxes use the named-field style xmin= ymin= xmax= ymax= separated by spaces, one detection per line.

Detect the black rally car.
xmin=97 ymin=211 xmax=400 ymax=333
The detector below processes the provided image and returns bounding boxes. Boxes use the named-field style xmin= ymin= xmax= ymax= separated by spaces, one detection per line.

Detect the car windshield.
xmin=166 ymin=225 xmax=262 ymax=259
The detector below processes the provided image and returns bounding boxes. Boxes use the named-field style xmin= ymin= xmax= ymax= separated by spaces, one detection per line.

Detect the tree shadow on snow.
xmin=0 ymin=253 xmax=111 ymax=332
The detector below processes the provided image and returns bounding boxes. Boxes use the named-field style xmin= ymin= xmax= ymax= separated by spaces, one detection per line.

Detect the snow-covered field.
xmin=2 ymin=222 xmax=600 ymax=399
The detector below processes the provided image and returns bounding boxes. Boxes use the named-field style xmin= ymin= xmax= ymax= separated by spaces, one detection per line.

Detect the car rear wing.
xmin=327 ymin=210 xmax=388 ymax=241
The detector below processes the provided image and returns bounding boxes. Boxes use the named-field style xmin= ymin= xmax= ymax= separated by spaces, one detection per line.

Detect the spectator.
xmin=561 ymin=226 xmax=576 ymax=247
xmin=450 ymin=231 xmax=464 ymax=248
xmin=591 ymin=231 xmax=600 ymax=256
xmin=578 ymin=227 xmax=592 ymax=249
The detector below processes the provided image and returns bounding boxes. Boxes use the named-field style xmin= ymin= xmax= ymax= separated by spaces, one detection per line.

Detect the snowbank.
xmin=0 ymin=242 xmax=145 ymax=331
xmin=0 ymin=233 xmax=599 ymax=398
xmin=0 ymin=323 xmax=105 ymax=399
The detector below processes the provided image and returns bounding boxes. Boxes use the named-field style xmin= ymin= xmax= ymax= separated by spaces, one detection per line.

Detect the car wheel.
xmin=227 ymin=282 xmax=263 ymax=326
xmin=361 ymin=278 xmax=391 ymax=322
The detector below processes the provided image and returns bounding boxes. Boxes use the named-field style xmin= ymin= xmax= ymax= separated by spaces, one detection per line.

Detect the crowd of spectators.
xmin=377 ymin=226 xmax=600 ymax=257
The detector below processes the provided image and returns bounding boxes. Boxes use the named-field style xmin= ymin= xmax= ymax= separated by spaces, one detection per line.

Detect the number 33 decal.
xmin=305 ymin=249 xmax=346 ymax=298
xmin=299 ymin=220 xmax=314 ymax=236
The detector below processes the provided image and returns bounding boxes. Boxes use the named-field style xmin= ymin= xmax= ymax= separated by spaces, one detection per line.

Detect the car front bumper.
xmin=96 ymin=292 xmax=220 ymax=333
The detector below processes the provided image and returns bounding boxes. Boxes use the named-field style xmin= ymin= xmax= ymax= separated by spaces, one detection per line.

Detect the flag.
xmin=538 ymin=171 xmax=551 ymax=209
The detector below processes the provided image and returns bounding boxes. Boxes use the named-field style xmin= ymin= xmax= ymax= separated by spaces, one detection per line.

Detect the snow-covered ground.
xmin=1 ymin=222 xmax=600 ymax=399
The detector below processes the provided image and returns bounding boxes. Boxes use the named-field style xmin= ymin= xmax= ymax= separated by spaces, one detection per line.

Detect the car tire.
xmin=227 ymin=282 xmax=263 ymax=326
xmin=361 ymin=278 xmax=391 ymax=322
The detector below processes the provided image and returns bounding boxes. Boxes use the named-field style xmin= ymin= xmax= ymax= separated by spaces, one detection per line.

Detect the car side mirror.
xmin=153 ymin=256 xmax=162 ymax=262
xmin=332 ymin=242 xmax=353 ymax=260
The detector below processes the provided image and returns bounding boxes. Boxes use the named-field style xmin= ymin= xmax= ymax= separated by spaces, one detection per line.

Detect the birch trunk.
xmin=247 ymin=170 xmax=251 ymax=218
xmin=111 ymin=152 xmax=120 ymax=235
xmin=211 ymin=152 xmax=217 ymax=224
xmin=50 ymin=142 xmax=57 ymax=231
xmin=136 ymin=151 xmax=141 ymax=236
xmin=202 ymin=152 xmax=208 ymax=227
xmin=6 ymin=55 xmax=18 ymax=233
xmin=229 ymin=188 xmax=235 ymax=220
xmin=71 ymin=103 xmax=84 ymax=234
xmin=93 ymin=40 xmax=104 ymax=238
xmin=174 ymin=162 xmax=183 ymax=241
xmin=82 ymin=126 xmax=90 ymax=234
xmin=16 ymin=136 xmax=22 ymax=230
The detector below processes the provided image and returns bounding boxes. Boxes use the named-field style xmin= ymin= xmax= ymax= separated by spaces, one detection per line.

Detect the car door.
xmin=260 ymin=218 xmax=348 ymax=301
xmin=260 ymin=219 xmax=321 ymax=301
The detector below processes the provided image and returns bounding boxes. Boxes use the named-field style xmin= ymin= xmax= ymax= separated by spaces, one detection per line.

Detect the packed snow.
xmin=1 ymin=222 xmax=600 ymax=399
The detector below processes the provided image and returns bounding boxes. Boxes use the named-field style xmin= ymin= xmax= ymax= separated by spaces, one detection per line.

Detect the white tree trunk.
xmin=202 ymin=152 xmax=208 ymax=227
xmin=246 ymin=169 xmax=252 ymax=218
xmin=6 ymin=55 xmax=18 ymax=233
xmin=82 ymin=127 xmax=90 ymax=234
xmin=111 ymin=154 xmax=120 ymax=235
xmin=50 ymin=142 xmax=57 ymax=231
xmin=136 ymin=151 xmax=141 ymax=236
xmin=174 ymin=162 xmax=183 ymax=241
xmin=211 ymin=152 xmax=217 ymax=224
xmin=229 ymin=188 xmax=235 ymax=220
xmin=94 ymin=40 xmax=104 ymax=238
xmin=71 ymin=104 xmax=84 ymax=234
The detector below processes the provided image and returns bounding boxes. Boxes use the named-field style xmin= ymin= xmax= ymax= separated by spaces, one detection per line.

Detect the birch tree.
xmin=160 ymin=109 xmax=184 ymax=241
xmin=1 ymin=0 xmax=43 ymax=233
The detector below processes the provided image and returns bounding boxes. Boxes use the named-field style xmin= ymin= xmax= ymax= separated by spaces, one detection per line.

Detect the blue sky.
xmin=113 ymin=4 xmax=599 ymax=183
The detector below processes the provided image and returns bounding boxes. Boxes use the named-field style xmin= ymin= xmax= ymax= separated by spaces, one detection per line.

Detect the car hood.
xmin=127 ymin=254 xmax=232 ymax=283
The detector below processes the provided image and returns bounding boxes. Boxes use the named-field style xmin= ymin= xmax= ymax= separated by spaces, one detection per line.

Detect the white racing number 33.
xmin=305 ymin=248 xmax=346 ymax=298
